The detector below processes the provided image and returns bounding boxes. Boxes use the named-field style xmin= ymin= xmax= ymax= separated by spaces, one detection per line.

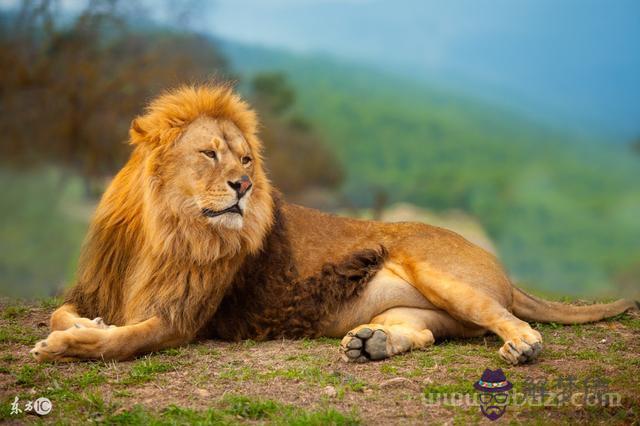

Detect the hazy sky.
xmin=199 ymin=0 xmax=640 ymax=139
xmin=1 ymin=0 xmax=638 ymax=138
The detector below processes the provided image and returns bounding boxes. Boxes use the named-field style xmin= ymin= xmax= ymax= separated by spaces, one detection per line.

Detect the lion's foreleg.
xmin=49 ymin=303 xmax=112 ymax=331
xmin=30 ymin=316 xmax=189 ymax=362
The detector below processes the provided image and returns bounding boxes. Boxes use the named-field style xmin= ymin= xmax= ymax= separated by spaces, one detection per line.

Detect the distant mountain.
xmin=221 ymin=40 xmax=640 ymax=297
xmin=209 ymin=0 xmax=640 ymax=141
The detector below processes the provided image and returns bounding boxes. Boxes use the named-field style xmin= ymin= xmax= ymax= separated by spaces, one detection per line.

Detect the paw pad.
xmin=341 ymin=327 xmax=389 ymax=362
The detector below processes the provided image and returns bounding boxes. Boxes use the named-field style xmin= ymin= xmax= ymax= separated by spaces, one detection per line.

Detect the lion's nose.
xmin=228 ymin=175 xmax=252 ymax=198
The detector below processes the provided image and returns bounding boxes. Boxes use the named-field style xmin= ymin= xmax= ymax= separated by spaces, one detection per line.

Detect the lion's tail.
xmin=512 ymin=287 xmax=638 ymax=324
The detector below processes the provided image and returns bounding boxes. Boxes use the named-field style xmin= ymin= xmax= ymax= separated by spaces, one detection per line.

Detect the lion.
xmin=31 ymin=84 xmax=638 ymax=365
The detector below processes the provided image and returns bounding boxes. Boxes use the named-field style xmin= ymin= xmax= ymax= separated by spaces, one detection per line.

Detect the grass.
xmin=225 ymin=394 xmax=283 ymax=419
xmin=618 ymin=316 xmax=640 ymax=330
xmin=73 ymin=365 xmax=107 ymax=387
xmin=158 ymin=347 xmax=184 ymax=357
xmin=423 ymin=382 xmax=472 ymax=396
xmin=380 ymin=364 xmax=398 ymax=375
xmin=216 ymin=363 xmax=368 ymax=394
xmin=0 ymin=298 xmax=638 ymax=424
xmin=0 ymin=323 xmax=41 ymax=345
xmin=101 ymin=398 xmax=360 ymax=425
xmin=2 ymin=392 xmax=360 ymax=424
xmin=124 ymin=357 xmax=175 ymax=385
xmin=39 ymin=297 xmax=63 ymax=311
xmin=1 ymin=304 xmax=29 ymax=319
xmin=15 ymin=364 xmax=42 ymax=386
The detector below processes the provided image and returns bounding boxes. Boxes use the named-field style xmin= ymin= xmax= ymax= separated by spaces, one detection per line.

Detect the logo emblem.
xmin=474 ymin=369 xmax=512 ymax=420
xmin=33 ymin=397 xmax=52 ymax=416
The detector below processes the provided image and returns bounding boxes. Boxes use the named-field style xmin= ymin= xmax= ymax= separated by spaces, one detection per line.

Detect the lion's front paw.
xmin=70 ymin=317 xmax=114 ymax=330
xmin=499 ymin=329 xmax=542 ymax=365
xmin=31 ymin=330 xmax=74 ymax=362
xmin=340 ymin=326 xmax=390 ymax=362
xmin=30 ymin=328 xmax=107 ymax=363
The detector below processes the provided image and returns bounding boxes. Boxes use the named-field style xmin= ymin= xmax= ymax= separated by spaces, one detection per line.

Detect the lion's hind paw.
xmin=499 ymin=329 xmax=543 ymax=365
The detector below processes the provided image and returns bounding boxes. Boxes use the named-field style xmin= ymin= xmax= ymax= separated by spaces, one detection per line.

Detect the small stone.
xmin=196 ymin=388 xmax=210 ymax=397
xmin=600 ymin=338 xmax=607 ymax=344
xmin=323 ymin=385 xmax=337 ymax=398
xmin=380 ymin=377 xmax=411 ymax=388
xmin=380 ymin=377 xmax=414 ymax=388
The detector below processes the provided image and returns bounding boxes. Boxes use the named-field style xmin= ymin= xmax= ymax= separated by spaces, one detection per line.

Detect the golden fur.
xmin=31 ymin=84 xmax=638 ymax=364
xmin=64 ymin=84 xmax=274 ymax=336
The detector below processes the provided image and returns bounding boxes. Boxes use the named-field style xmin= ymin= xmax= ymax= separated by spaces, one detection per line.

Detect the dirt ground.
xmin=1 ymin=298 xmax=639 ymax=425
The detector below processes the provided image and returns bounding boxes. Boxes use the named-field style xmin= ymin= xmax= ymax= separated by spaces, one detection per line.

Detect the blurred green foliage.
xmin=225 ymin=46 xmax=640 ymax=296
xmin=251 ymin=72 xmax=344 ymax=195
xmin=0 ymin=169 xmax=87 ymax=297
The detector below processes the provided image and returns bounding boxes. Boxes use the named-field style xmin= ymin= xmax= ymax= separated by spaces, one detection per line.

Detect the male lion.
xmin=31 ymin=84 xmax=638 ymax=365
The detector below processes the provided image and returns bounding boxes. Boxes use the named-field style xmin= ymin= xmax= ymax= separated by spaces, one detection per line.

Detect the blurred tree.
xmin=0 ymin=2 xmax=343 ymax=199
xmin=252 ymin=72 xmax=296 ymax=114
xmin=250 ymin=72 xmax=344 ymax=196
xmin=0 ymin=0 xmax=228 ymax=195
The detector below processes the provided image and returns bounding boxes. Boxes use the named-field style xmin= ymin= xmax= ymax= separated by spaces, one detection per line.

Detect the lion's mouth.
xmin=202 ymin=204 xmax=243 ymax=218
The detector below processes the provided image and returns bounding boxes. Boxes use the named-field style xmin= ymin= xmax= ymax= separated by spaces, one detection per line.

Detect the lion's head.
xmin=127 ymin=84 xmax=274 ymax=260
xmin=166 ymin=117 xmax=256 ymax=230
xmin=67 ymin=84 xmax=275 ymax=331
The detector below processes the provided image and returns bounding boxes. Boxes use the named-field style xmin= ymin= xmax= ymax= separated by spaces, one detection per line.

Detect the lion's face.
xmin=162 ymin=116 xmax=258 ymax=230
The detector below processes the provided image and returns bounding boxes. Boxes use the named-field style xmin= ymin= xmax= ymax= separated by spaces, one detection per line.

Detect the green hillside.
xmin=222 ymin=42 xmax=640 ymax=297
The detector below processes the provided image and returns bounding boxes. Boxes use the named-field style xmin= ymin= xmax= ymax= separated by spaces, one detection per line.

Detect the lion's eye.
xmin=241 ymin=156 xmax=252 ymax=165
xmin=201 ymin=150 xmax=217 ymax=160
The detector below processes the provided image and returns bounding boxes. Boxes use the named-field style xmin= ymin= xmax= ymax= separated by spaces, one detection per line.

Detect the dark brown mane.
xmin=206 ymin=196 xmax=387 ymax=341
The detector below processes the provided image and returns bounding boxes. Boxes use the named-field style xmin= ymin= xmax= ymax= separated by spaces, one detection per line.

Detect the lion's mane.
xmin=65 ymin=84 xmax=274 ymax=336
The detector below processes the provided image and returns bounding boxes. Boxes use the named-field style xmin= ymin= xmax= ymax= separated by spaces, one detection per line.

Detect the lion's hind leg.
xmin=340 ymin=307 xmax=436 ymax=362
xmin=398 ymin=261 xmax=543 ymax=365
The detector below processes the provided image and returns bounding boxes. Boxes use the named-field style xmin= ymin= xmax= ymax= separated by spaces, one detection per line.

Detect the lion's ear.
xmin=129 ymin=118 xmax=147 ymax=144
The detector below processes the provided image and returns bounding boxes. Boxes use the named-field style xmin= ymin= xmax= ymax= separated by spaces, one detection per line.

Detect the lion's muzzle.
xmin=202 ymin=204 xmax=243 ymax=218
